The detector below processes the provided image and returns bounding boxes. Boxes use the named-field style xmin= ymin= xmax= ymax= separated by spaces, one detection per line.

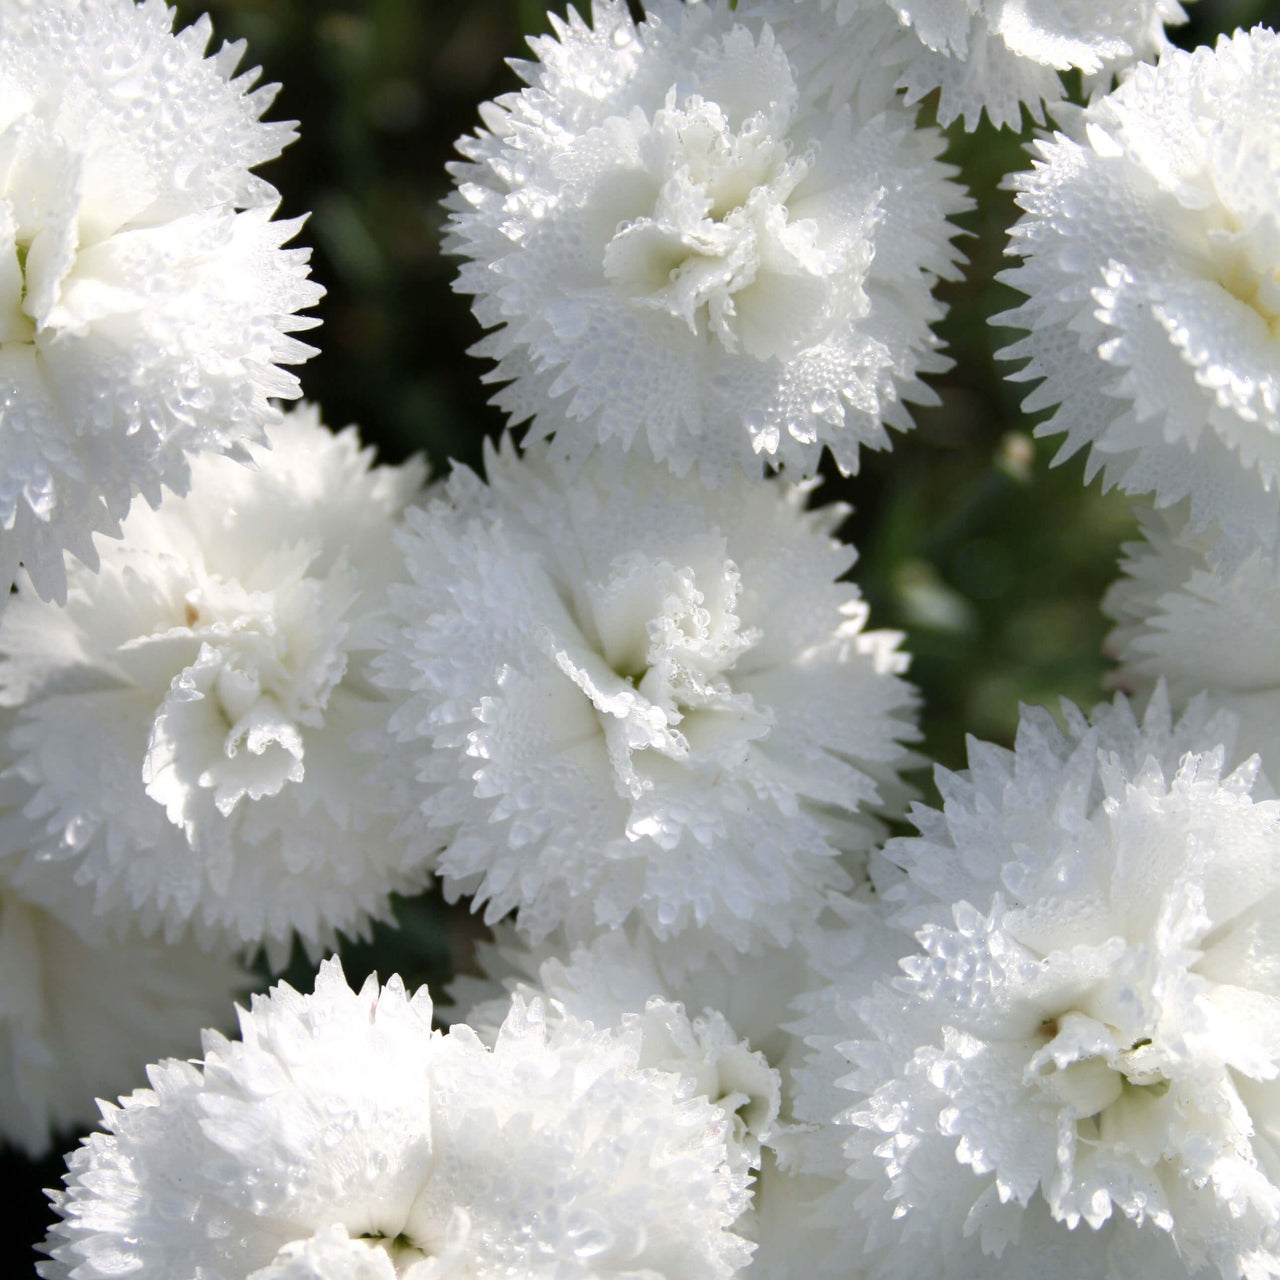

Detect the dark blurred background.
xmin=7 ymin=0 xmax=1279 ymax=1270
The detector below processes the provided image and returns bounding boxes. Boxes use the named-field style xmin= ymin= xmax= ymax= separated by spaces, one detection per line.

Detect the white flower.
xmin=445 ymin=0 xmax=968 ymax=481
xmin=792 ymin=902 xmax=1214 ymax=1280
xmin=373 ymin=435 xmax=919 ymax=953
xmin=1105 ymin=503 xmax=1280 ymax=788
xmin=999 ymin=29 xmax=1280 ymax=562
xmin=0 ymin=857 xmax=247 ymax=1158
xmin=452 ymin=919 xmax=869 ymax=1279
xmin=458 ymin=926 xmax=788 ymax=1176
xmin=0 ymin=407 xmax=428 ymax=964
xmin=40 ymin=957 xmax=754 ymax=1280
xmin=0 ymin=0 xmax=323 ymax=603
xmin=808 ymin=688 xmax=1280 ymax=1279
xmin=747 ymin=0 xmax=1188 ymax=131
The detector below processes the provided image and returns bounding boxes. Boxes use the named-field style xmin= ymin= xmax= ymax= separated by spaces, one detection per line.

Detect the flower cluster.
xmin=20 ymin=0 xmax=1280 ymax=1278
xmin=781 ymin=24 xmax=1280 ymax=1279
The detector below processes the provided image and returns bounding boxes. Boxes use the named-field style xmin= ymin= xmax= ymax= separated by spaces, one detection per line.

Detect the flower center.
xmin=0 ymin=238 xmax=36 ymax=346
xmin=1029 ymin=1012 xmax=1170 ymax=1123
xmin=599 ymin=93 xmax=835 ymax=360
xmin=140 ymin=570 xmax=353 ymax=827
xmin=359 ymin=1231 xmax=428 ymax=1272
xmin=591 ymin=550 xmax=760 ymax=728
xmin=213 ymin=634 xmax=286 ymax=728
xmin=1211 ymin=236 xmax=1280 ymax=337
xmin=1201 ymin=144 xmax=1280 ymax=340
xmin=548 ymin=548 xmax=772 ymax=807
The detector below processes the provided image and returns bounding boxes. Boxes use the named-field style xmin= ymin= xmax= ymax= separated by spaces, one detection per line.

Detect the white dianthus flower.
xmin=999 ymin=28 xmax=1280 ymax=561
xmin=1106 ymin=504 xmax=1280 ymax=787
xmin=0 ymin=859 xmax=246 ymax=1158
xmin=808 ymin=688 xmax=1280 ymax=1279
xmin=40 ymin=957 xmax=753 ymax=1280
xmin=458 ymin=926 xmax=788 ymax=1178
xmin=0 ymin=0 xmax=323 ymax=603
xmin=373 ymin=436 xmax=919 ymax=953
xmin=0 ymin=407 xmax=428 ymax=964
xmin=748 ymin=0 xmax=1188 ymax=131
xmin=445 ymin=0 xmax=968 ymax=481
xmin=453 ymin=919 xmax=873 ymax=1279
